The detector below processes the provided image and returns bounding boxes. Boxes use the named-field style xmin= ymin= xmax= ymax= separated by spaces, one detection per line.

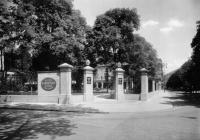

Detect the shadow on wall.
xmin=161 ymin=92 xmax=200 ymax=108
xmin=0 ymin=110 xmax=82 ymax=140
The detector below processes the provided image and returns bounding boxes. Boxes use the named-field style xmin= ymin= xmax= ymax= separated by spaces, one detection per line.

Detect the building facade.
xmin=93 ymin=65 xmax=131 ymax=91
xmin=93 ymin=65 xmax=113 ymax=89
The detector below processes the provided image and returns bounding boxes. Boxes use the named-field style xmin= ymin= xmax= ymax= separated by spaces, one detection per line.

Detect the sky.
xmin=74 ymin=0 xmax=200 ymax=73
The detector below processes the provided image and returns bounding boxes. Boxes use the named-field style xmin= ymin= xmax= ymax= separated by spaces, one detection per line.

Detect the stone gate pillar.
xmin=101 ymin=82 xmax=104 ymax=89
xmin=83 ymin=60 xmax=94 ymax=101
xmin=58 ymin=63 xmax=73 ymax=104
xmin=95 ymin=82 xmax=98 ymax=88
xmin=114 ymin=63 xmax=125 ymax=100
xmin=158 ymin=80 xmax=162 ymax=91
xmin=140 ymin=68 xmax=148 ymax=101
xmin=155 ymin=81 xmax=158 ymax=91
xmin=152 ymin=80 xmax=155 ymax=92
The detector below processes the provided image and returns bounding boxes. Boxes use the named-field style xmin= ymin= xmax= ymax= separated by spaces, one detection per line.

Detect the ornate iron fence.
xmin=0 ymin=71 xmax=37 ymax=95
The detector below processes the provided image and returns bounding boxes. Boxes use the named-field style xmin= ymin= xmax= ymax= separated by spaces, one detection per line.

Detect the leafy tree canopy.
xmin=0 ymin=0 xmax=88 ymax=71
xmin=86 ymin=8 xmax=140 ymax=65
xmin=85 ymin=8 xmax=161 ymax=80
xmin=191 ymin=21 xmax=200 ymax=65
xmin=126 ymin=34 xmax=161 ymax=78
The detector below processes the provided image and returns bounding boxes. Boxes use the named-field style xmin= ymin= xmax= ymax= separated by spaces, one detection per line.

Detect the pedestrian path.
xmin=76 ymin=91 xmax=174 ymax=113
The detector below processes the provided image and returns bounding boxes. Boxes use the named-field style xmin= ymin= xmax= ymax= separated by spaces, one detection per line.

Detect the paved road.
xmin=78 ymin=91 xmax=174 ymax=112
xmin=0 ymin=92 xmax=200 ymax=140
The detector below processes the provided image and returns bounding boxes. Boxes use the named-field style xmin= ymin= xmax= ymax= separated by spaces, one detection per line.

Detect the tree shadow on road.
xmin=0 ymin=110 xmax=85 ymax=140
xmin=161 ymin=92 xmax=200 ymax=108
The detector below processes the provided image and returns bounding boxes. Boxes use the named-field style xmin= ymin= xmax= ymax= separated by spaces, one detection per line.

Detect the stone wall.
xmin=0 ymin=95 xmax=84 ymax=104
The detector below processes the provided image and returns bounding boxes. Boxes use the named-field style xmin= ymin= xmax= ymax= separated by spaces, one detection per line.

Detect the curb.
xmin=0 ymin=104 xmax=107 ymax=114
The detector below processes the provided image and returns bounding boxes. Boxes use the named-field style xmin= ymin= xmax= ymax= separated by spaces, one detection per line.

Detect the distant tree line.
xmin=166 ymin=21 xmax=200 ymax=92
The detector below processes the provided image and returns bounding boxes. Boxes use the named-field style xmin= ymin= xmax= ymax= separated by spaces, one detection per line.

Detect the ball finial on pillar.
xmin=86 ymin=59 xmax=90 ymax=66
xmin=117 ymin=62 xmax=121 ymax=68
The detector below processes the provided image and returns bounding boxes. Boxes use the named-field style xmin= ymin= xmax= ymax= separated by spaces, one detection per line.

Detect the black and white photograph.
xmin=0 ymin=0 xmax=200 ymax=139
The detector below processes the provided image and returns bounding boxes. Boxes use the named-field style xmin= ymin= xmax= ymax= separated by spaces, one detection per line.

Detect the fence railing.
xmin=0 ymin=72 xmax=37 ymax=95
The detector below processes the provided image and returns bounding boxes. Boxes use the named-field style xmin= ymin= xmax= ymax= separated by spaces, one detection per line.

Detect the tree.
xmin=0 ymin=0 xmax=88 ymax=92
xmin=104 ymin=8 xmax=140 ymax=43
xmin=166 ymin=21 xmax=200 ymax=92
xmin=85 ymin=8 xmax=162 ymax=93
xmin=166 ymin=60 xmax=193 ymax=91
xmin=190 ymin=20 xmax=200 ymax=90
xmin=0 ymin=0 xmax=87 ymax=71
xmin=20 ymin=0 xmax=88 ymax=70
xmin=166 ymin=70 xmax=183 ymax=90
xmin=84 ymin=26 xmax=97 ymax=67
xmin=125 ymin=35 xmax=160 ymax=76
xmin=124 ymin=34 xmax=162 ymax=92
xmin=0 ymin=0 xmax=38 ymax=73
xmin=86 ymin=8 xmax=160 ymax=75
xmin=85 ymin=8 xmax=140 ymax=65
xmin=191 ymin=21 xmax=200 ymax=65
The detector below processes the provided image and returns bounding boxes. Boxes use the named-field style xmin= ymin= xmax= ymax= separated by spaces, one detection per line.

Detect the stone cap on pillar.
xmin=84 ymin=66 xmax=94 ymax=71
xmin=58 ymin=63 xmax=73 ymax=71
xmin=83 ymin=59 xmax=94 ymax=71
xmin=115 ymin=67 xmax=124 ymax=72
xmin=140 ymin=68 xmax=148 ymax=75
xmin=115 ymin=62 xmax=124 ymax=73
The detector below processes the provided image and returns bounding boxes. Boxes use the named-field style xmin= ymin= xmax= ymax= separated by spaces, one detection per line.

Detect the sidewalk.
xmin=0 ymin=91 xmax=174 ymax=113
xmin=0 ymin=102 xmax=102 ymax=113
xmin=76 ymin=91 xmax=174 ymax=112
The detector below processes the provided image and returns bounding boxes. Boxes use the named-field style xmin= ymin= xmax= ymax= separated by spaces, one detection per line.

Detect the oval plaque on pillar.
xmin=41 ymin=78 xmax=56 ymax=91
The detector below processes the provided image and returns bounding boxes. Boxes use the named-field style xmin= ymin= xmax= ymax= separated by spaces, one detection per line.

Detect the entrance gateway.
xmin=37 ymin=61 xmax=162 ymax=104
